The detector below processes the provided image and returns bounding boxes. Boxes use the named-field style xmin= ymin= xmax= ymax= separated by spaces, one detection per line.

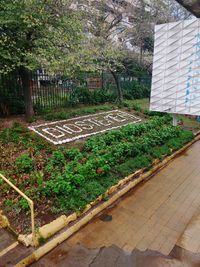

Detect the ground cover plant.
xmin=0 ymin=111 xmax=194 ymax=234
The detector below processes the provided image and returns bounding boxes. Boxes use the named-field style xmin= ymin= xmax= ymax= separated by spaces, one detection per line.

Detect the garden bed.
xmin=29 ymin=110 xmax=141 ymax=144
xmin=0 ymin=110 xmax=195 ymax=236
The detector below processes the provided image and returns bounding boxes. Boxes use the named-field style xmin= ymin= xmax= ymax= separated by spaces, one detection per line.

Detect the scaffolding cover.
xmin=150 ymin=19 xmax=200 ymax=115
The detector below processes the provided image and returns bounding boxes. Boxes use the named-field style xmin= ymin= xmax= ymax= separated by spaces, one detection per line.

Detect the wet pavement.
xmin=30 ymin=141 xmax=200 ymax=266
xmin=0 ymin=228 xmax=33 ymax=267
xmin=0 ymin=229 xmax=16 ymax=253
xmin=31 ymin=243 xmax=200 ymax=267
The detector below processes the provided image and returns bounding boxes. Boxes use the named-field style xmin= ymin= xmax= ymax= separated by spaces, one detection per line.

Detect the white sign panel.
xmin=150 ymin=19 xmax=200 ymax=116
xmin=29 ymin=110 xmax=141 ymax=145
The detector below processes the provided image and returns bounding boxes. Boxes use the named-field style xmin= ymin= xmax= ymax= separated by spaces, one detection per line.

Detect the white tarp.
xmin=150 ymin=19 xmax=200 ymax=116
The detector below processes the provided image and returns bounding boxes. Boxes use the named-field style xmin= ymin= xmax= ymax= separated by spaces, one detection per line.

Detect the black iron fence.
xmin=0 ymin=71 xmax=151 ymax=116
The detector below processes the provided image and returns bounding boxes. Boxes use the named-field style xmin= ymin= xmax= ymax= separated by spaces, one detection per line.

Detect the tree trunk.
xmin=19 ymin=67 xmax=34 ymax=120
xmin=110 ymin=70 xmax=123 ymax=102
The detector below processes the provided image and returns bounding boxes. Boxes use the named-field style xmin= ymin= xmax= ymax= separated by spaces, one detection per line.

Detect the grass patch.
xmin=37 ymin=99 xmax=150 ymax=122
xmin=42 ymin=104 xmax=114 ymax=121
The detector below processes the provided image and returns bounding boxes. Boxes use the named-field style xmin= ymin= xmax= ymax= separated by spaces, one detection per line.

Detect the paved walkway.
xmin=13 ymin=141 xmax=200 ymax=266
xmin=0 ymin=229 xmax=33 ymax=267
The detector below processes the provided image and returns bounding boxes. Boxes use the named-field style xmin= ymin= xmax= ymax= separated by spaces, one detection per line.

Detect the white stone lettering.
xmin=106 ymin=113 xmax=126 ymax=122
xmin=83 ymin=118 xmax=101 ymax=126
xmin=29 ymin=110 xmax=141 ymax=144
xmin=97 ymin=117 xmax=112 ymax=126
xmin=42 ymin=128 xmax=65 ymax=138
xmin=63 ymin=124 xmax=83 ymax=133
xmin=74 ymin=121 xmax=94 ymax=130
xmin=56 ymin=126 xmax=73 ymax=134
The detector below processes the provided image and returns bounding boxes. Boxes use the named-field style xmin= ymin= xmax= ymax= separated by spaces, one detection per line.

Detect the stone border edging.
xmin=15 ymin=132 xmax=200 ymax=266
xmin=0 ymin=210 xmax=9 ymax=229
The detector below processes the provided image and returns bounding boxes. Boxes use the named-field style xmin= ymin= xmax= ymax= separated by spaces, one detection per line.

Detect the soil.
xmin=0 ymin=115 xmax=28 ymax=130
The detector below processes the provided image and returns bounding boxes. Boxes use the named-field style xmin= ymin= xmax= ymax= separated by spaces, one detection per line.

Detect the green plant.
xmin=18 ymin=198 xmax=29 ymax=210
xmin=38 ymin=235 xmax=46 ymax=245
xmin=45 ymin=151 xmax=65 ymax=173
xmin=0 ymin=178 xmax=3 ymax=186
xmin=122 ymin=80 xmax=150 ymax=100
xmin=34 ymin=170 xmax=44 ymax=185
xmin=65 ymin=148 xmax=83 ymax=160
xmin=15 ymin=154 xmax=33 ymax=173
xmin=4 ymin=199 xmax=13 ymax=206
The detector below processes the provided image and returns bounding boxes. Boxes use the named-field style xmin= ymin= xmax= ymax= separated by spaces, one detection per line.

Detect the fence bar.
xmin=0 ymin=71 xmax=152 ymax=115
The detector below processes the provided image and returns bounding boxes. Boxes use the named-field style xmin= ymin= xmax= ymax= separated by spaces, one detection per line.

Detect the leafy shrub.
xmin=0 ymin=123 xmax=24 ymax=143
xmin=51 ymin=151 xmax=65 ymax=166
xmin=143 ymin=109 xmax=166 ymax=117
xmin=131 ymin=103 xmax=142 ymax=112
xmin=44 ymin=173 xmax=74 ymax=196
xmin=92 ymin=89 xmax=115 ymax=103
xmin=71 ymin=87 xmax=115 ymax=105
xmin=75 ymin=87 xmax=93 ymax=104
xmin=4 ymin=199 xmax=13 ymax=206
xmin=15 ymin=154 xmax=33 ymax=173
xmin=18 ymin=199 xmax=29 ymax=210
xmin=65 ymin=148 xmax=83 ymax=160
xmin=122 ymin=80 xmax=150 ymax=100
xmin=45 ymin=151 xmax=65 ymax=172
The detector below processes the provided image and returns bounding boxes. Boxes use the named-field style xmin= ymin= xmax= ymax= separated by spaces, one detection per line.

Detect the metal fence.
xmin=0 ymin=71 xmax=151 ymax=116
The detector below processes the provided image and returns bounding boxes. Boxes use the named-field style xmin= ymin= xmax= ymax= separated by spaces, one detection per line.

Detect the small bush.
xmin=15 ymin=154 xmax=33 ymax=173
xmin=18 ymin=198 xmax=29 ymax=210
xmin=72 ymin=87 xmax=115 ymax=105
xmin=46 ymin=151 xmax=65 ymax=172
xmin=122 ymin=80 xmax=150 ymax=100
xmin=65 ymin=148 xmax=83 ymax=160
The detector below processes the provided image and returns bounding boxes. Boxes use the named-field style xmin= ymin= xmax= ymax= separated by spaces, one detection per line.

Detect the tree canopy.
xmin=0 ymin=0 xmax=83 ymax=74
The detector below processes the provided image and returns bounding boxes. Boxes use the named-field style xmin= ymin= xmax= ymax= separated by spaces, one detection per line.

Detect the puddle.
xmin=99 ymin=214 xmax=112 ymax=222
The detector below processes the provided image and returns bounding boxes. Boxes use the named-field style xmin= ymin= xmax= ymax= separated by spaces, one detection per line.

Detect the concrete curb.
xmin=0 ymin=210 xmax=10 ymax=229
xmin=15 ymin=133 xmax=200 ymax=266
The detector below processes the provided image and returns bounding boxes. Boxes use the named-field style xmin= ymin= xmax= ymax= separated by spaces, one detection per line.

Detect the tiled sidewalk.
xmin=67 ymin=141 xmax=200 ymax=256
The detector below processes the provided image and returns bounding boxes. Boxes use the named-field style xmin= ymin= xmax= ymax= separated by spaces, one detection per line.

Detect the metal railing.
xmin=0 ymin=173 xmax=37 ymax=247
